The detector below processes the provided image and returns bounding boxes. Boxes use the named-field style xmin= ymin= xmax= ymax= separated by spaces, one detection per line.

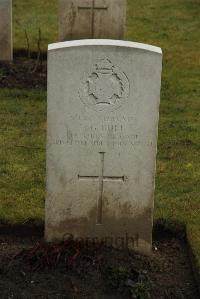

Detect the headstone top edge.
xmin=48 ymin=39 xmax=162 ymax=55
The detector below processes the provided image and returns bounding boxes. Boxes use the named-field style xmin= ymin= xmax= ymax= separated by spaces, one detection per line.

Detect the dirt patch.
xmin=0 ymin=232 xmax=198 ymax=299
xmin=0 ymin=58 xmax=47 ymax=89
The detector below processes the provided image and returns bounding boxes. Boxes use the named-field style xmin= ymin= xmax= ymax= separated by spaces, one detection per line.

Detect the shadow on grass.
xmin=0 ymin=218 xmax=187 ymax=240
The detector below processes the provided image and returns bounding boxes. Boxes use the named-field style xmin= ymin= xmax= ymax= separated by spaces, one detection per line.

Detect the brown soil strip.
xmin=0 ymin=232 xmax=198 ymax=299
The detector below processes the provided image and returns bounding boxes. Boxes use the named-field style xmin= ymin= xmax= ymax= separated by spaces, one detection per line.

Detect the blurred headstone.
xmin=0 ymin=0 xmax=12 ymax=61
xmin=59 ymin=0 xmax=127 ymax=40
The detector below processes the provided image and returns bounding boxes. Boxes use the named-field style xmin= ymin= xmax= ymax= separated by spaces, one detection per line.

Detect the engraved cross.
xmin=78 ymin=0 xmax=108 ymax=38
xmin=78 ymin=152 xmax=125 ymax=225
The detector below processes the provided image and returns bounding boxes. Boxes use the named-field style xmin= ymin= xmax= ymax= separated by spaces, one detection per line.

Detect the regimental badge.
xmin=79 ymin=58 xmax=130 ymax=112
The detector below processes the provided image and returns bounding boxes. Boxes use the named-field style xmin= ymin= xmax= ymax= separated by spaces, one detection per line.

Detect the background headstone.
xmin=45 ymin=40 xmax=162 ymax=255
xmin=0 ymin=0 xmax=12 ymax=61
xmin=59 ymin=0 xmax=127 ymax=40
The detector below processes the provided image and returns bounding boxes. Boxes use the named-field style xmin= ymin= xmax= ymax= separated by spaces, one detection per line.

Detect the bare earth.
xmin=0 ymin=229 xmax=198 ymax=299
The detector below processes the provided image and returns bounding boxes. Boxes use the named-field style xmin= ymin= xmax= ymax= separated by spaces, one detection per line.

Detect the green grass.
xmin=13 ymin=0 xmax=58 ymax=52
xmin=0 ymin=89 xmax=46 ymax=223
xmin=2 ymin=0 xmax=200 ymax=271
xmin=127 ymin=0 xmax=200 ymax=269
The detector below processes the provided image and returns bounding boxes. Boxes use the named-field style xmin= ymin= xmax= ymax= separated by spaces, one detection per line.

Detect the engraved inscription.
xmin=79 ymin=59 xmax=130 ymax=112
xmin=78 ymin=152 xmax=125 ymax=225
xmin=53 ymin=120 xmax=155 ymax=149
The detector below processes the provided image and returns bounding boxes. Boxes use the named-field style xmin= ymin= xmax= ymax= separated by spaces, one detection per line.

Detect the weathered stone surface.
xmin=0 ymin=0 xmax=12 ymax=61
xmin=59 ymin=0 xmax=126 ymax=40
xmin=45 ymin=40 xmax=162 ymax=255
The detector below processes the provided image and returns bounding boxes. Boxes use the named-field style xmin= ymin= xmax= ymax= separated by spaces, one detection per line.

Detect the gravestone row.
xmin=0 ymin=0 xmax=126 ymax=61
xmin=0 ymin=0 xmax=163 ymax=256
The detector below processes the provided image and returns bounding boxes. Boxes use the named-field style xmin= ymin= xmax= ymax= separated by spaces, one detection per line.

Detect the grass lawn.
xmin=0 ymin=89 xmax=46 ymax=222
xmin=1 ymin=0 xmax=200 ymax=271
xmin=13 ymin=0 xmax=58 ymax=52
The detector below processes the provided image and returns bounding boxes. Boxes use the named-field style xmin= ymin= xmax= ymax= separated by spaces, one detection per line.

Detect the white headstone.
xmin=45 ymin=40 xmax=162 ymax=255
xmin=0 ymin=0 xmax=12 ymax=61
xmin=59 ymin=0 xmax=126 ymax=40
